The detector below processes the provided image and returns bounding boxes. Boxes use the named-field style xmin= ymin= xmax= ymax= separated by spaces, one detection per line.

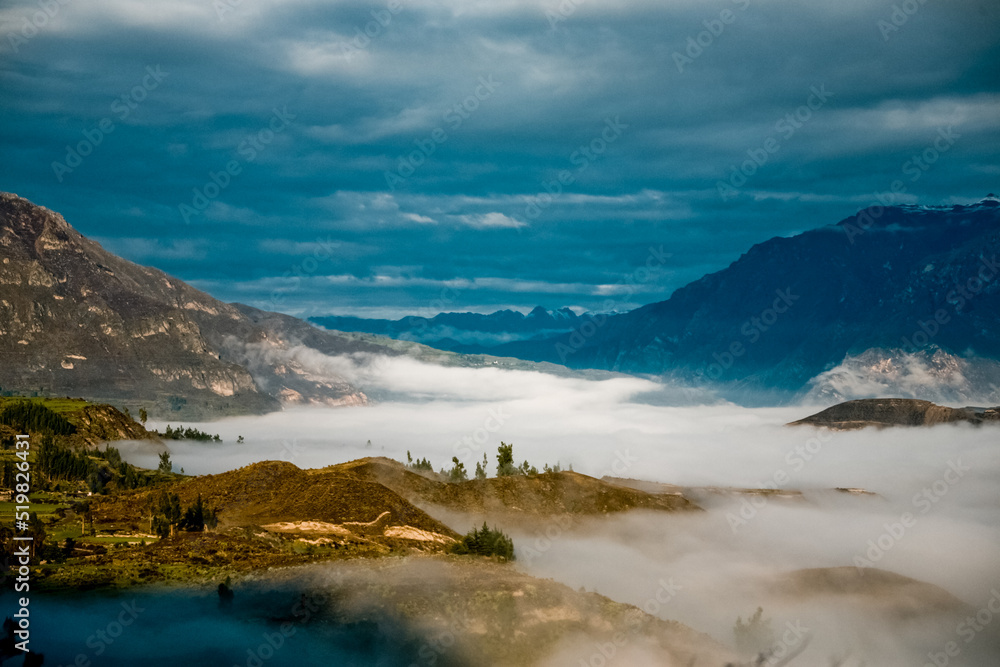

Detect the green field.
xmin=0 ymin=396 xmax=93 ymax=415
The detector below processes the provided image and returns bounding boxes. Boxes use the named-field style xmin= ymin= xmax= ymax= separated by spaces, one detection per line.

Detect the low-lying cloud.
xmin=116 ymin=353 xmax=1000 ymax=664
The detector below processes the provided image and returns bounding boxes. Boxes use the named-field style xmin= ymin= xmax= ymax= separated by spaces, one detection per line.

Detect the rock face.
xmin=788 ymin=398 xmax=1000 ymax=430
xmin=0 ymin=193 xmax=399 ymax=418
xmin=484 ymin=198 xmax=1000 ymax=400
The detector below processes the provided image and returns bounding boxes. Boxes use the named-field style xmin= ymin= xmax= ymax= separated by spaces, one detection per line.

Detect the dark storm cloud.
xmin=1 ymin=0 xmax=998 ymax=316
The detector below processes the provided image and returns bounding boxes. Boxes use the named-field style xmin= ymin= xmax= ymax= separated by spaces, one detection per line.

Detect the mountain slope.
xmin=0 ymin=193 xmax=415 ymax=417
xmin=488 ymin=198 xmax=1000 ymax=398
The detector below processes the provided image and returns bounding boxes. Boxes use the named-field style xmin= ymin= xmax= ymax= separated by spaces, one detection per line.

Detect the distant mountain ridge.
xmin=310 ymin=306 xmax=592 ymax=350
xmin=478 ymin=198 xmax=1000 ymax=401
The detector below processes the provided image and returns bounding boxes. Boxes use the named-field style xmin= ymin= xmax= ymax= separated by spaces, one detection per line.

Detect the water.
xmin=11 ymin=582 xmax=418 ymax=667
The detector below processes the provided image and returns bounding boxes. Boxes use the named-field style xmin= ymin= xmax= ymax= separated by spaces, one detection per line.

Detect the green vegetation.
xmin=406 ymin=450 xmax=433 ymax=472
xmin=733 ymin=606 xmax=775 ymax=658
xmin=496 ymin=442 xmax=539 ymax=477
xmin=149 ymin=491 xmax=217 ymax=537
xmin=0 ymin=400 xmax=76 ymax=436
xmin=452 ymin=522 xmax=515 ymax=561
xmin=33 ymin=438 xmax=157 ymax=493
xmin=157 ymin=425 xmax=221 ymax=442
xmin=446 ymin=456 xmax=468 ymax=482
xmin=0 ymin=396 xmax=92 ymax=417
xmin=158 ymin=451 xmax=173 ymax=474
xmin=403 ymin=445 xmax=565 ymax=483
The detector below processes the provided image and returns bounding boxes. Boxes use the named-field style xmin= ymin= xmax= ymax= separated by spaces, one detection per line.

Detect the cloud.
xmin=806 ymin=348 xmax=1000 ymax=406
xmin=2 ymin=0 xmax=998 ymax=316
xmin=116 ymin=353 xmax=1000 ymax=664
xmin=456 ymin=212 xmax=527 ymax=229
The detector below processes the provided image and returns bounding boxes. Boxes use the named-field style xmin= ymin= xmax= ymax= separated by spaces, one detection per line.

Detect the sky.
xmin=1 ymin=0 xmax=998 ymax=319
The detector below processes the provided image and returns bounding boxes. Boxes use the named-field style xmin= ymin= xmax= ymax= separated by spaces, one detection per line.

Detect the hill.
xmin=788 ymin=398 xmax=1000 ymax=430
xmin=0 ymin=395 xmax=155 ymax=446
xmin=96 ymin=460 xmax=459 ymax=537
xmin=326 ymin=457 xmax=700 ymax=521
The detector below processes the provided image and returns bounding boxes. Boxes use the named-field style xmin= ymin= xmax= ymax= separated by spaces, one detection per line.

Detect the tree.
xmin=139 ymin=407 xmax=148 ymax=424
xmin=158 ymin=451 xmax=172 ymax=474
xmin=496 ymin=442 xmax=517 ymax=477
xmin=518 ymin=460 xmax=538 ymax=476
xmin=448 ymin=456 xmax=468 ymax=483
xmin=237 ymin=435 xmax=244 ymax=444
xmin=474 ymin=454 xmax=487 ymax=481
xmin=451 ymin=522 xmax=515 ymax=561
xmin=180 ymin=494 xmax=205 ymax=531
xmin=734 ymin=607 xmax=775 ymax=658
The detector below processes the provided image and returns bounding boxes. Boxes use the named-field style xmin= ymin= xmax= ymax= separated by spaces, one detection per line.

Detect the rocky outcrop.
xmin=788 ymin=398 xmax=1000 ymax=430
xmin=0 ymin=193 xmax=406 ymax=418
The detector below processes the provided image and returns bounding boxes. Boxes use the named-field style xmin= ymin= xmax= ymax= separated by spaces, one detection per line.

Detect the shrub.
xmin=451 ymin=523 xmax=515 ymax=561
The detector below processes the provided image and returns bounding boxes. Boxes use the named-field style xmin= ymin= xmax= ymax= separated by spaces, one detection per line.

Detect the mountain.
xmin=310 ymin=305 xmax=591 ymax=350
xmin=788 ymin=397 xmax=1000 ymax=430
xmin=0 ymin=193 xmax=470 ymax=418
xmin=483 ymin=198 xmax=1000 ymax=400
xmin=0 ymin=193 xmax=600 ymax=418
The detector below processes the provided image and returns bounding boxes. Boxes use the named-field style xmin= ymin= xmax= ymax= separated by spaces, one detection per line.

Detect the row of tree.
xmin=157 ymin=425 xmax=221 ymax=442
xmin=407 ymin=442 xmax=567 ymax=483
xmin=451 ymin=522 xmax=515 ymax=560
xmin=0 ymin=400 xmax=76 ymax=436
xmin=149 ymin=491 xmax=218 ymax=537
xmin=31 ymin=437 xmax=157 ymax=493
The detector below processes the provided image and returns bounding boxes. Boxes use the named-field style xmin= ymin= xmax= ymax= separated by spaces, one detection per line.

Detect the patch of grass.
xmin=0 ymin=396 xmax=92 ymax=418
xmin=0 ymin=501 xmax=63 ymax=517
